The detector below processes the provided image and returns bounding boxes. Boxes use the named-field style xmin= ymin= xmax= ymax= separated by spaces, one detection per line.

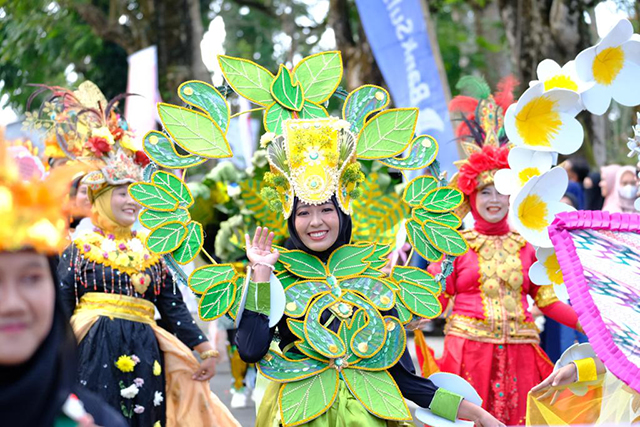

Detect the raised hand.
xmin=245 ymin=226 xmax=280 ymax=267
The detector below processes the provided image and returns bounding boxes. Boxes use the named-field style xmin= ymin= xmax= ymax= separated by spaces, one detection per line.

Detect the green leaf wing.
xmin=395 ymin=301 xmax=414 ymax=324
xmin=397 ymin=281 xmax=442 ymax=319
xmin=157 ymin=103 xmax=232 ymax=158
xmin=354 ymin=316 xmax=405 ymax=371
xmin=413 ymin=209 xmax=461 ymax=228
xmin=422 ymin=220 xmax=468 ymax=256
xmin=146 ymin=222 xmax=188 ymax=254
xmin=341 ymin=369 xmax=411 ymax=421
xmin=188 ymin=264 xmax=236 ymax=294
xmin=402 ymin=175 xmax=438 ymax=207
xmin=198 ymin=280 xmax=237 ymax=321
xmin=279 ymin=369 xmax=339 ymax=427
xmin=226 ymin=275 xmax=246 ymax=320
xmin=292 ymin=51 xmax=342 ymax=104
xmin=259 ymin=350 xmax=329 ymax=383
xmin=178 ymin=80 xmax=230 ymax=133
xmin=304 ymin=293 xmax=346 ymax=358
xmin=378 ymin=135 xmax=439 ymax=170
xmin=287 ymin=319 xmax=329 ymax=361
xmin=356 ymin=108 xmax=418 ymax=159
xmin=143 ymin=131 xmax=206 ymax=169
xmin=284 ymin=281 xmax=331 ymax=318
xmin=327 ymin=244 xmax=375 ymax=278
xmin=264 ymin=102 xmax=294 ymax=134
xmin=218 ymin=55 xmax=275 ymax=106
xmin=342 ymin=85 xmax=390 ymax=135
xmin=172 ymin=221 xmax=203 ymax=264
xmin=152 ymin=170 xmax=193 ymax=208
xmin=342 ymin=292 xmax=386 ymax=359
xmin=139 ymin=208 xmax=189 ymax=229
xmin=271 ymin=65 xmax=304 ymax=111
xmin=278 ymin=250 xmax=327 ymax=279
xmin=405 ymin=219 xmax=443 ymax=262
xmin=129 ymin=182 xmax=179 ymax=211
xmin=420 ymin=187 xmax=464 ymax=213
xmin=299 ymin=101 xmax=328 ymax=119
xmin=391 ymin=266 xmax=440 ymax=294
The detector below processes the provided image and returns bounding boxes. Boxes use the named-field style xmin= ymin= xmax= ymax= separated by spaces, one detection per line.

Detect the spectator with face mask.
xmin=602 ymin=165 xmax=639 ymax=213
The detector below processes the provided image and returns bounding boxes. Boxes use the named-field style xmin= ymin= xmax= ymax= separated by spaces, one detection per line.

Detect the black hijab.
xmin=0 ymin=256 xmax=78 ymax=427
xmin=285 ymin=196 xmax=352 ymax=263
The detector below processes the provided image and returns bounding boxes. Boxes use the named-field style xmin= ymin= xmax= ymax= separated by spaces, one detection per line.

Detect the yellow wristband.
xmin=573 ymin=357 xmax=597 ymax=382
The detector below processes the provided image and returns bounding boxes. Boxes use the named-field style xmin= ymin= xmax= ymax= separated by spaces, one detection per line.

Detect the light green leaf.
xmin=152 ymin=170 xmax=193 ymax=208
xmin=378 ymin=135 xmax=439 ymax=171
xmin=277 ymin=271 xmax=299 ymax=289
xmin=178 ymin=80 xmax=230 ymax=132
xmin=129 ymin=182 xmax=179 ymax=211
xmin=391 ymin=266 xmax=440 ymax=294
xmin=327 ymin=244 xmax=375 ymax=278
xmin=413 ymin=209 xmax=461 ymax=228
xmin=278 ymin=250 xmax=327 ymax=279
xmin=338 ymin=309 xmax=365 ymax=364
xmin=284 ymin=281 xmax=331 ymax=318
xmin=421 ymin=187 xmax=464 ymax=213
xmin=305 ymin=293 xmax=346 ymax=358
xmin=264 ymin=102 xmax=294 ymax=134
xmin=341 ymin=369 xmax=411 ymax=421
xmin=258 ymin=350 xmax=329 ymax=382
xmin=146 ymin=221 xmax=188 ymax=254
xmin=397 ymin=280 xmax=442 ymax=318
xmin=354 ymin=316 xmax=405 ymax=371
xmin=342 ymin=85 xmax=389 ymax=135
xmin=271 ymin=65 xmax=304 ymax=111
xmin=405 ymin=219 xmax=442 ymax=263
xmin=157 ymin=103 xmax=232 ymax=159
xmin=340 ymin=276 xmax=395 ymax=311
xmin=342 ymin=292 xmax=385 ymax=359
xmin=279 ymin=369 xmax=339 ymax=426
xmin=226 ymin=276 xmax=246 ymax=320
xmin=402 ymin=176 xmax=438 ymax=207
xmin=189 ymin=264 xmax=237 ymax=294
xmin=172 ymin=221 xmax=203 ymax=264
xmin=395 ymin=301 xmax=414 ymax=324
xmin=218 ymin=55 xmax=275 ymax=106
xmin=292 ymin=51 xmax=343 ymax=104
xmin=367 ymin=244 xmax=392 ymax=270
xmin=198 ymin=280 xmax=236 ymax=321
xmin=356 ymin=108 xmax=418 ymax=159
xmin=422 ymin=220 xmax=468 ymax=256
xmin=287 ymin=319 xmax=328 ymax=361
xmin=299 ymin=100 xmax=328 ymax=119
xmin=139 ymin=208 xmax=190 ymax=229
xmin=143 ymin=131 xmax=206 ymax=169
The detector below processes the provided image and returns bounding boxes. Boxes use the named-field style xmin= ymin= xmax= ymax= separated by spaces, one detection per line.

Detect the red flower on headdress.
xmin=110 ymin=127 xmax=125 ymax=141
xmin=134 ymin=150 xmax=150 ymax=167
xmin=457 ymin=145 xmax=510 ymax=195
xmin=86 ymin=136 xmax=111 ymax=157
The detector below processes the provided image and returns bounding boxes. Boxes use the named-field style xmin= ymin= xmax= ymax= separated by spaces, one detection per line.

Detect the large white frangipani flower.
xmin=575 ymin=18 xmax=640 ymax=115
xmin=510 ymin=167 xmax=575 ymax=248
xmin=504 ymin=83 xmax=583 ymax=155
xmin=530 ymin=59 xmax=592 ymax=115
xmin=529 ymin=247 xmax=570 ymax=302
xmin=494 ymin=147 xmax=554 ymax=196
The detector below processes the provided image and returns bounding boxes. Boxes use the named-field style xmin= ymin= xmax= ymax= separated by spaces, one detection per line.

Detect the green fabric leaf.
xmin=367 ymin=244 xmax=392 ymax=270
xmin=287 ymin=319 xmax=328 ymax=361
xmin=264 ymin=102 xmax=294 ymax=134
xmin=341 ymin=292 xmax=385 ymax=359
xmin=413 ymin=209 xmax=461 ymax=228
xmin=198 ymin=280 xmax=236 ymax=321
xmin=218 ymin=55 xmax=275 ymax=106
xmin=299 ymin=100 xmax=328 ymax=119
xmin=421 ymin=187 xmax=464 ymax=213
xmin=397 ymin=280 xmax=442 ymax=318
xmin=284 ymin=281 xmax=331 ymax=318
xmin=354 ymin=316 xmax=405 ymax=371
xmin=342 ymin=85 xmax=389 ymax=135
xmin=340 ymin=276 xmax=395 ymax=311
xmin=278 ymin=250 xmax=327 ymax=279
xmin=341 ymin=369 xmax=411 ymax=421
xmin=304 ymin=293 xmax=346 ymax=358
xmin=279 ymin=369 xmax=339 ymax=427
xmin=226 ymin=276 xmax=246 ymax=320
xmin=391 ymin=266 xmax=440 ymax=294
xmin=143 ymin=131 xmax=206 ymax=169
xmin=338 ymin=309 xmax=365 ymax=364
xmin=277 ymin=271 xmax=299 ymax=289
xmin=378 ymin=135 xmax=439 ymax=170
xmin=356 ymin=108 xmax=418 ymax=159
xmin=188 ymin=264 xmax=236 ymax=294
xmin=258 ymin=350 xmax=329 ymax=383
xmin=157 ymin=103 xmax=232 ymax=158
xmin=172 ymin=221 xmax=203 ymax=264
xmin=395 ymin=301 xmax=414 ymax=324
xmin=139 ymin=208 xmax=189 ymax=230
xmin=129 ymin=182 xmax=179 ymax=211
xmin=146 ymin=221 xmax=188 ymax=254
xmin=327 ymin=244 xmax=375 ymax=278
xmin=178 ymin=80 xmax=230 ymax=133
xmin=405 ymin=219 xmax=443 ymax=262
xmin=152 ymin=170 xmax=193 ymax=208
xmin=271 ymin=65 xmax=304 ymax=111
xmin=292 ymin=52 xmax=342 ymax=104
xmin=403 ymin=176 xmax=438 ymax=207
xmin=422 ymin=220 xmax=468 ymax=256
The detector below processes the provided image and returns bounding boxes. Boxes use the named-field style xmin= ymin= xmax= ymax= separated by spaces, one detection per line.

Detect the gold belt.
xmin=75 ymin=293 xmax=156 ymax=324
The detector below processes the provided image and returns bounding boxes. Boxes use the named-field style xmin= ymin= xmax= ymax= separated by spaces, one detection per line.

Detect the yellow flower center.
xmin=544 ymin=74 xmax=579 ymax=91
xmin=543 ymin=253 xmax=563 ymax=285
xmin=518 ymin=167 xmax=541 ymax=186
xmin=515 ymin=95 xmax=561 ymax=147
xmin=518 ymin=194 xmax=549 ymax=231
xmin=592 ymin=46 xmax=625 ymax=85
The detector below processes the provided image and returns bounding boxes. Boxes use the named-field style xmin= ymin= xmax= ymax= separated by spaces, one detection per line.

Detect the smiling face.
xmin=111 ymin=184 xmax=141 ymax=227
xmin=0 ymin=252 xmax=55 ymax=365
xmin=475 ymin=184 xmax=509 ymax=223
xmin=294 ymin=202 xmax=340 ymax=252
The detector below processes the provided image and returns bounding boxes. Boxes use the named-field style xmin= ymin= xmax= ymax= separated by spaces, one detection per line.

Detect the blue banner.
xmin=355 ymin=0 xmax=458 ymax=176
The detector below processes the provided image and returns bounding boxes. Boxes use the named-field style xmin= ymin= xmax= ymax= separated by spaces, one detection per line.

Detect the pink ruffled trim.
xmin=549 ymin=210 xmax=640 ymax=394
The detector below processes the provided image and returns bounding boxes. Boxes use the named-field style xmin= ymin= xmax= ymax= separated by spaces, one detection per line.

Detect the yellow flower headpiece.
xmin=262 ymin=117 xmax=363 ymax=219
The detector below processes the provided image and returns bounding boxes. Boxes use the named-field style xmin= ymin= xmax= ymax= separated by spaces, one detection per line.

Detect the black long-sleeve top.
xmin=236 ymin=306 xmax=439 ymax=408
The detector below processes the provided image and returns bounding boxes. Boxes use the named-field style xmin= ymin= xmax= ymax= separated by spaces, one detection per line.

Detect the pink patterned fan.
xmin=549 ymin=211 xmax=640 ymax=393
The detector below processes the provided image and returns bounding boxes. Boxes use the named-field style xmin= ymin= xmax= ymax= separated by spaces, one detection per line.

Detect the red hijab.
xmin=469 ymin=189 xmax=510 ymax=236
